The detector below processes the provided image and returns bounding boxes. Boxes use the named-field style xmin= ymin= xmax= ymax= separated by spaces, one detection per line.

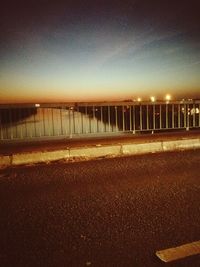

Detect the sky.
xmin=0 ymin=0 xmax=200 ymax=103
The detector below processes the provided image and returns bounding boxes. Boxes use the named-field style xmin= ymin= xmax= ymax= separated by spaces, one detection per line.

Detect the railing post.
xmin=199 ymin=103 xmax=200 ymax=127
xmin=115 ymin=106 xmax=118 ymax=132
xmin=159 ymin=104 xmax=162 ymax=130
xmin=51 ymin=108 xmax=54 ymax=137
xmin=166 ymin=104 xmax=168 ymax=129
xmin=60 ymin=107 xmax=63 ymax=135
xmin=178 ymin=104 xmax=180 ymax=129
xmin=20 ymin=109 xmax=23 ymax=139
xmin=76 ymin=105 xmax=80 ymax=134
xmin=129 ymin=105 xmax=132 ymax=131
xmin=92 ymin=105 xmax=95 ymax=133
xmin=69 ymin=107 xmax=72 ymax=138
xmin=81 ymin=107 xmax=84 ymax=134
xmin=108 ymin=106 xmax=111 ymax=132
xmin=193 ymin=103 xmax=195 ymax=127
xmin=132 ymin=105 xmax=135 ymax=134
xmin=100 ymin=106 xmax=103 ymax=132
xmin=42 ymin=108 xmax=45 ymax=136
xmin=146 ymin=105 xmax=149 ymax=130
xmin=153 ymin=104 xmax=155 ymax=131
xmin=172 ymin=104 xmax=175 ymax=129
xmin=37 ymin=108 xmax=42 ymax=137
xmin=72 ymin=106 xmax=76 ymax=134
xmin=186 ymin=104 xmax=189 ymax=131
xmin=184 ymin=104 xmax=186 ymax=129
xmin=122 ymin=106 xmax=125 ymax=132
xmin=0 ymin=111 xmax=3 ymax=140
xmin=85 ymin=106 xmax=88 ymax=134
xmin=140 ymin=104 xmax=143 ymax=131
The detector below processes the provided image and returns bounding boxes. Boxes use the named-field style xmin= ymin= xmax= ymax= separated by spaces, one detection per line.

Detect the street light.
xmin=150 ymin=96 xmax=156 ymax=102
xmin=165 ymin=94 xmax=171 ymax=101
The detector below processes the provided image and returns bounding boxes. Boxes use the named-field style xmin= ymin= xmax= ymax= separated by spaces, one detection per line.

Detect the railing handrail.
xmin=0 ymin=99 xmax=200 ymax=109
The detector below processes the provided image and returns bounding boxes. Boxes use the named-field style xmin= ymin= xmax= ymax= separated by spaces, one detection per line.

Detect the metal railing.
xmin=0 ymin=100 xmax=200 ymax=141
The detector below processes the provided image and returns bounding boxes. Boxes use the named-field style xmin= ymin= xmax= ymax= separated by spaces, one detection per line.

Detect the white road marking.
xmin=156 ymin=240 xmax=200 ymax=262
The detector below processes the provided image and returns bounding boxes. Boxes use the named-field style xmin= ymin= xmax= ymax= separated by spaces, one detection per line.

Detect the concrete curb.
xmin=162 ymin=138 xmax=200 ymax=151
xmin=0 ymin=156 xmax=11 ymax=167
xmin=12 ymin=150 xmax=70 ymax=165
xmin=122 ymin=142 xmax=163 ymax=155
xmin=70 ymin=145 xmax=122 ymax=158
xmin=0 ymin=138 xmax=200 ymax=168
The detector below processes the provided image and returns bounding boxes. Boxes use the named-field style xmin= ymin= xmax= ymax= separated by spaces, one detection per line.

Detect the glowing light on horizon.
xmin=165 ymin=94 xmax=171 ymax=101
xmin=150 ymin=96 xmax=156 ymax=102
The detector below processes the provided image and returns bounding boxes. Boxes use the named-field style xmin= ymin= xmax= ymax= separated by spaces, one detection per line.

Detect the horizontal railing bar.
xmin=0 ymin=100 xmax=200 ymax=109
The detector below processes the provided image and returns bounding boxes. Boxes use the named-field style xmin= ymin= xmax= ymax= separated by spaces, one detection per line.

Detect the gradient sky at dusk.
xmin=0 ymin=0 xmax=200 ymax=103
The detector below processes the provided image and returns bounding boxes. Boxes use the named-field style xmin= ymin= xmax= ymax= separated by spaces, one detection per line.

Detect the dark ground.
xmin=0 ymin=150 xmax=200 ymax=267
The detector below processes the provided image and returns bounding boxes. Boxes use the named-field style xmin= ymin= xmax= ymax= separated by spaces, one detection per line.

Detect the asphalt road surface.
xmin=0 ymin=150 xmax=200 ymax=267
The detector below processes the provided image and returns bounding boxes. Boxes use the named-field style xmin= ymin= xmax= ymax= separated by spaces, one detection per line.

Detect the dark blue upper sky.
xmin=0 ymin=0 xmax=200 ymax=103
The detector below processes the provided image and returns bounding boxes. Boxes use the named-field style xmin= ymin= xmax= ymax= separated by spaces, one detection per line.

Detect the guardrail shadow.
xmin=0 ymin=108 xmax=37 ymax=126
xmin=77 ymin=105 xmax=160 ymax=131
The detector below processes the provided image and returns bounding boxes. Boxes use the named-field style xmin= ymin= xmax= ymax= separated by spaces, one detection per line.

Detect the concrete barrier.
xmin=69 ymin=145 xmax=122 ymax=159
xmin=162 ymin=138 xmax=200 ymax=151
xmin=1 ymin=138 xmax=200 ymax=168
xmin=12 ymin=150 xmax=70 ymax=165
xmin=0 ymin=156 xmax=11 ymax=168
xmin=122 ymin=142 xmax=163 ymax=155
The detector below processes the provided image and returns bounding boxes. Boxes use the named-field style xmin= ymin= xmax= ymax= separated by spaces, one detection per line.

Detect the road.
xmin=0 ymin=150 xmax=200 ymax=267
